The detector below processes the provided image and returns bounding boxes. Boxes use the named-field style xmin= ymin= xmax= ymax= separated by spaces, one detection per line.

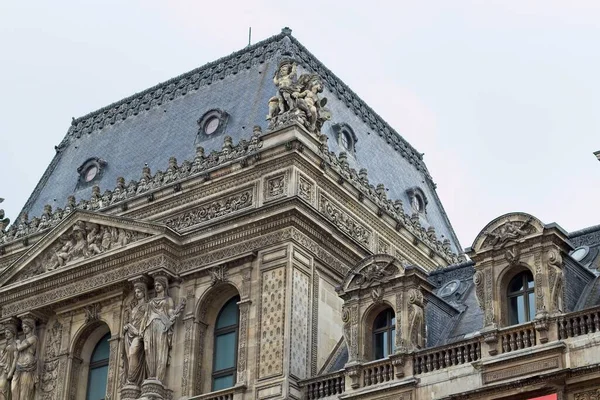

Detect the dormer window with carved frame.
xmin=77 ymin=157 xmax=107 ymax=189
xmin=332 ymin=123 xmax=358 ymax=153
xmin=198 ymin=109 xmax=229 ymax=139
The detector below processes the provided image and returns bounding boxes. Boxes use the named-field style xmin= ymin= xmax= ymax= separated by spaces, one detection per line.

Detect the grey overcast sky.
xmin=1 ymin=1 xmax=599 ymax=249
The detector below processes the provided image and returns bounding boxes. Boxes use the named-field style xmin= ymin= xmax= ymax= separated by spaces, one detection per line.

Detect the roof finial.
xmin=281 ymin=27 xmax=292 ymax=36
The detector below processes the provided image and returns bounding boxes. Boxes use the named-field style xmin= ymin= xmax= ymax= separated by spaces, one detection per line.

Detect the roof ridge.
xmin=59 ymin=31 xmax=287 ymax=149
xmin=287 ymin=36 xmax=427 ymax=170
xmin=569 ymin=223 xmax=600 ymax=238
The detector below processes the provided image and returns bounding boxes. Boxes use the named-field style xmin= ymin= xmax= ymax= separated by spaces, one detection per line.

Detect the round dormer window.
xmin=570 ymin=246 xmax=589 ymax=262
xmin=76 ymin=157 xmax=107 ymax=189
xmin=439 ymin=280 xmax=460 ymax=297
xmin=197 ymin=109 xmax=228 ymax=139
xmin=204 ymin=116 xmax=220 ymax=135
xmin=85 ymin=165 xmax=99 ymax=182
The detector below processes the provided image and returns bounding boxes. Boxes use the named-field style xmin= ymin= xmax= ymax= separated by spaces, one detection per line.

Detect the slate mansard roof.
xmin=20 ymin=28 xmax=462 ymax=251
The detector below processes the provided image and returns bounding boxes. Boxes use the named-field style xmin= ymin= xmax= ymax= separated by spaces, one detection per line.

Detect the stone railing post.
xmin=480 ymin=328 xmax=499 ymax=356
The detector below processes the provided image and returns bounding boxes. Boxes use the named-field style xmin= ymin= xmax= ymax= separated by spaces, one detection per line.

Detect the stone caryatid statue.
xmin=267 ymin=59 xmax=331 ymax=135
xmin=0 ymin=322 xmax=17 ymax=400
xmin=123 ymin=280 xmax=149 ymax=388
xmin=11 ymin=317 xmax=38 ymax=400
xmin=140 ymin=275 xmax=185 ymax=393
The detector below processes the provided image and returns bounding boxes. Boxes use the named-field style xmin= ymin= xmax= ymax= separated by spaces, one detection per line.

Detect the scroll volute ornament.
xmin=547 ymin=249 xmax=564 ymax=313
xmin=407 ymin=288 xmax=425 ymax=350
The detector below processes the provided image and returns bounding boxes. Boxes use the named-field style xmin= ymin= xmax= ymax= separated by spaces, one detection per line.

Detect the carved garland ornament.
xmin=319 ymin=195 xmax=371 ymax=247
xmin=164 ymin=188 xmax=254 ymax=231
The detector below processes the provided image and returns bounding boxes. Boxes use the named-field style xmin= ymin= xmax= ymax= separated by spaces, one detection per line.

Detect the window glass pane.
xmin=391 ymin=316 xmax=396 ymax=327
xmin=391 ymin=328 xmax=396 ymax=354
xmin=509 ymin=275 xmax=524 ymax=293
xmin=527 ymin=272 xmax=535 ymax=289
xmin=509 ymin=295 xmax=526 ymax=325
xmin=91 ymin=333 xmax=110 ymax=363
xmin=213 ymin=374 xmax=234 ymax=391
xmin=382 ymin=331 xmax=389 ymax=358
xmin=374 ymin=332 xmax=385 ymax=359
xmin=214 ymin=332 xmax=237 ymax=371
xmin=217 ymin=297 xmax=239 ymax=329
xmin=374 ymin=311 xmax=388 ymax=329
xmin=528 ymin=292 xmax=536 ymax=321
xmin=86 ymin=365 xmax=108 ymax=400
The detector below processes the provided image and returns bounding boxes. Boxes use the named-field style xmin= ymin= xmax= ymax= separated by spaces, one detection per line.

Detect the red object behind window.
xmin=528 ymin=395 xmax=557 ymax=400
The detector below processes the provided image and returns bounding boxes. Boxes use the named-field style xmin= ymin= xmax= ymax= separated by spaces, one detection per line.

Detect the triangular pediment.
xmin=0 ymin=210 xmax=178 ymax=286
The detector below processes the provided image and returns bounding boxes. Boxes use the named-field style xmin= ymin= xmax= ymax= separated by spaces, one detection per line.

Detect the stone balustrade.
xmin=361 ymin=358 xmax=395 ymax=387
xmin=558 ymin=307 xmax=600 ymax=339
xmin=301 ymin=371 xmax=346 ymax=400
xmin=413 ymin=338 xmax=481 ymax=374
xmin=499 ymin=323 xmax=537 ymax=353
xmin=190 ymin=387 xmax=236 ymax=400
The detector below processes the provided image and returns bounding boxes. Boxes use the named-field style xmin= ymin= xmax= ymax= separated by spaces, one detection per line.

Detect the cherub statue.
xmin=294 ymin=74 xmax=326 ymax=133
xmin=267 ymin=60 xmax=298 ymax=120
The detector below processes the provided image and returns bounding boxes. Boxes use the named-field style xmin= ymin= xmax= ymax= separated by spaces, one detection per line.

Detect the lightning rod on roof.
xmin=248 ymin=27 xmax=252 ymax=47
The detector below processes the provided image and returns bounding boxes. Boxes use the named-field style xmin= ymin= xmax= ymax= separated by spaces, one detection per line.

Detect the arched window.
xmin=86 ymin=333 xmax=110 ymax=400
xmin=212 ymin=295 xmax=240 ymax=391
xmin=508 ymin=271 xmax=535 ymax=325
xmin=373 ymin=308 xmax=396 ymax=359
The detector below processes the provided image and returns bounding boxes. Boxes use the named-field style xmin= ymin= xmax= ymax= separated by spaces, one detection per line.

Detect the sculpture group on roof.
xmin=267 ymin=59 xmax=331 ymax=135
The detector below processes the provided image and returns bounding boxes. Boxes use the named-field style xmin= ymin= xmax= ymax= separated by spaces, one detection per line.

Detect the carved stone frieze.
xmin=340 ymin=254 xmax=404 ymax=293
xmin=297 ymin=175 xmax=314 ymax=203
xmin=14 ymin=221 xmax=151 ymax=282
xmin=264 ymin=172 xmax=288 ymax=202
xmin=316 ymin=149 xmax=458 ymax=263
xmin=164 ymin=188 xmax=254 ymax=231
xmin=3 ymin=255 xmax=175 ymax=317
xmin=482 ymin=216 xmax=536 ymax=249
xmin=319 ymin=194 xmax=371 ymax=247
xmin=575 ymin=389 xmax=600 ymax=400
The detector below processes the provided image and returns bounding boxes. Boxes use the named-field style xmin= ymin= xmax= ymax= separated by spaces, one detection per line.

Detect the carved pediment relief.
xmin=340 ymin=254 xmax=405 ymax=293
xmin=471 ymin=212 xmax=544 ymax=252
xmin=0 ymin=210 xmax=176 ymax=286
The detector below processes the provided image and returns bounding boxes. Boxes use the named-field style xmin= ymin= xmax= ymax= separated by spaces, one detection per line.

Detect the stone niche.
xmin=468 ymin=212 xmax=573 ymax=353
xmin=336 ymin=254 xmax=434 ymax=387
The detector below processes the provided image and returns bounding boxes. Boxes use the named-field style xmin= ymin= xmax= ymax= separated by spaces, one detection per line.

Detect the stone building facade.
xmin=0 ymin=28 xmax=599 ymax=400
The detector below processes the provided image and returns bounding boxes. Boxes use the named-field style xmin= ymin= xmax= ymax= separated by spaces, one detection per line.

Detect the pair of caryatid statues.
xmin=0 ymin=317 xmax=38 ymax=400
xmin=122 ymin=275 xmax=186 ymax=394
